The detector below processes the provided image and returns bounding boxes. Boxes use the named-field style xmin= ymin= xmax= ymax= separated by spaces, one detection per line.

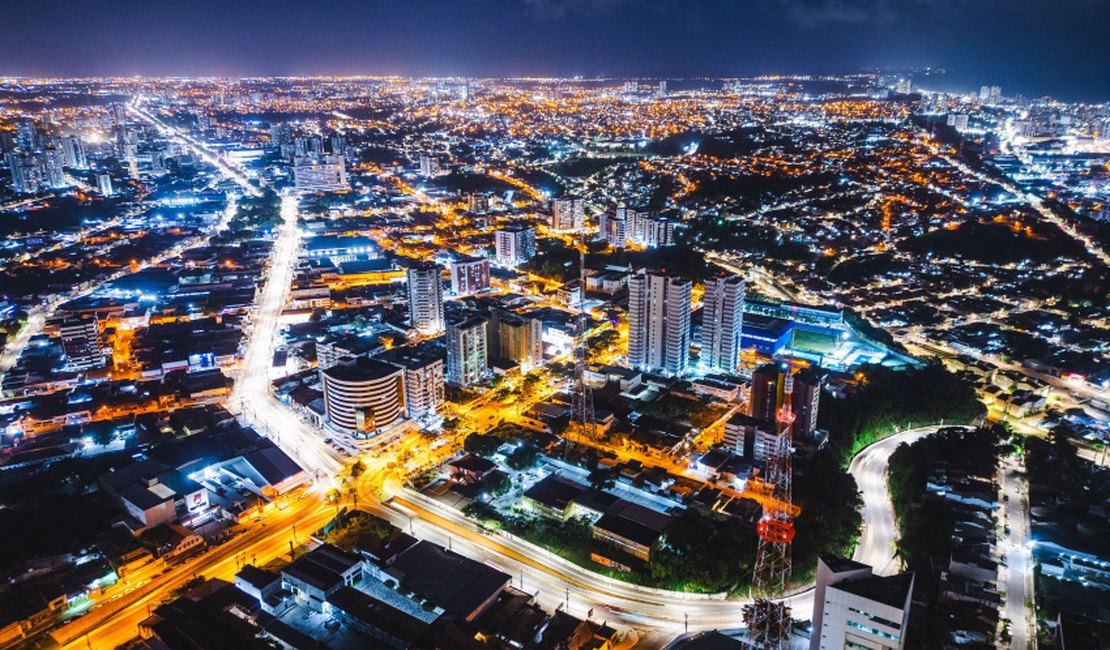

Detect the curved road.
xmin=849 ymin=427 xmax=937 ymax=576
xmin=351 ymin=426 xmax=949 ymax=635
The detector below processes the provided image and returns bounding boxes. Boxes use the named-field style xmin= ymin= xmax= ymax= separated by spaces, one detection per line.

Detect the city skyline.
xmin=2 ymin=0 xmax=1110 ymax=101
xmin=0 ymin=10 xmax=1107 ymax=644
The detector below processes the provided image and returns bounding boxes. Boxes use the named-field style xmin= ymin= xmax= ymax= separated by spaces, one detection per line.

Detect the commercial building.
xmin=407 ymin=263 xmax=445 ymax=335
xmin=701 ymin=273 xmax=745 ymax=373
xmin=449 ymin=255 xmax=490 ymax=296
xmin=321 ymin=357 xmax=407 ymax=435
xmin=293 ymin=154 xmax=348 ymax=191
xmin=98 ymin=459 xmax=207 ymax=533
xmin=487 ymin=309 xmax=544 ymax=371
xmin=494 ymin=224 xmax=536 ymax=266
xmin=382 ymin=540 xmax=510 ymax=622
xmin=282 ymin=544 xmax=364 ymax=613
xmin=551 ymin=196 xmax=585 ymax=231
xmin=811 ymin=556 xmax=915 ymax=650
xmin=741 ymin=313 xmax=794 ymax=356
xmin=446 ymin=316 xmax=488 ymax=386
xmin=59 ymin=315 xmax=105 ymax=371
xmin=627 ymin=270 xmax=692 ymax=376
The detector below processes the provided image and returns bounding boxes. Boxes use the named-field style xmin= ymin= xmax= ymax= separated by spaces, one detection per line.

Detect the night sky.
xmin=2 ymin=0 xmax=1107 ymax=101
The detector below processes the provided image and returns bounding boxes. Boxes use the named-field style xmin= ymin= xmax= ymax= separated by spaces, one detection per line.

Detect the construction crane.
xmin=745 ymin=364 xmax=798 ymax=649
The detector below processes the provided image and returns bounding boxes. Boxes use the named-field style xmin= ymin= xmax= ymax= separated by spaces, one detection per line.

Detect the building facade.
xmin=701 ymin=273 xmax=745 ymax=373
xmin=551 ymin=196 xmax=585 ymax=231
xmin=446 ymin=316 xmax=488 ymax=386
xmin=449 ymin=256 xmax=490 ymax=296
xmin=627 ymin=270 xmax=692 ymax=376
xmin=407 ymin=263 xmax=445 ymax=336
xmin=811 ymin=556 xmax=914 ymax=650
xmin=293 ymin=154 xmax=348 ymax=191
xmin=321 ymin=357 xmax=407 ymax=435
xmin=59 ymin=315 xmax=105 ymax=371
xmin=488 ymin=309 xmax=544 ymax=370
xmin=494 ymin=224 xmax=536 ymax=266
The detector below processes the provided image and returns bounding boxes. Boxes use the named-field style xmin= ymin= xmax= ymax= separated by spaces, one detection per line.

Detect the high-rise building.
xmin=7 ymin=152 xmax=44 ymax=194
xmin=293 ymin=154 xmax=348 ymax=191
xmin=701 ymin=273 xmax=745 ymax=373
xmin=407 ymin=263 xmax=445 ymax=336
xmin=449 ymin=256 xmax=490 ymax=296
xmin=494 ymin=224 xmax=536 ymax=266
xmin=750 ymin=363 xmax=786 ymax=422
xmin=627 ymin=270 xmax=692 ymax=376
xmin=59 ymin=315 xmax=105 ymax=371
xmin=551 ymin=196 xmax=585 ymax=231
xmin=382 ymin=345 xmax=445 ymax=421
xmin=791 ymin=367 xmax=824 ymax=440
xmin=418 ymin=154 xmax=442 ymax=178
xmin=599 ymin=209 xmax=628 ymax=247
xmin=97 ymin=173 xmax=114 ymax=197
xmin=15 ymin=120 xmax=37 ymax=151
xmin=810 ymin=556 xmax=915 ymax=650
xmin=62 ymin=136 xmax=88 ymax=169
xmin=269 ymin=123 xmax=291 ymax=151
xmin=42 ymin=146 xmax=66 ymax=188
xmin=633 ymin=213 xmax=678 ymax=248
xmin=330 ymin=134 xmax=346 ymax=156
xmin=487 ymin=309 xmax=544 ymax=371
xmin=321 ymin=357 xmax=407 ymax=435
xmin=446 ymin=316 xmax=488 ymax=386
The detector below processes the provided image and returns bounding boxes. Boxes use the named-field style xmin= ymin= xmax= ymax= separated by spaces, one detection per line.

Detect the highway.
xmin=232 ymin=193 xmax=342 ymax=477
xmin=129 ymin=102 xmax=261 ymax=196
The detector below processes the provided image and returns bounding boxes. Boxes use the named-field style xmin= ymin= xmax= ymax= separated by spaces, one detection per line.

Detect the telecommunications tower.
xmin=746 ymin=367 xmax=797 ymax=648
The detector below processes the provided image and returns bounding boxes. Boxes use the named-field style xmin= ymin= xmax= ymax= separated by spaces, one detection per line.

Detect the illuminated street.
xmin=1 ymin=8 xmax=1108 ymax=646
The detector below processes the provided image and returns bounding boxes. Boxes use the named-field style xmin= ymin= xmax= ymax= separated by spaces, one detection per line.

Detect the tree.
xmin=464 ymin=433 xmax=502 ymax=457
xmin=506 ymin=442 xmax=540 ymax=471
xmin=742 ymin=599 xmax=792 ymax=647
xmin=587 ymin=465 xmax=617 ymax=492
xmin=350 ymin=459 xmax=366 ymax=478
xmin=482 ymin=472 xmax=512 ymax=499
